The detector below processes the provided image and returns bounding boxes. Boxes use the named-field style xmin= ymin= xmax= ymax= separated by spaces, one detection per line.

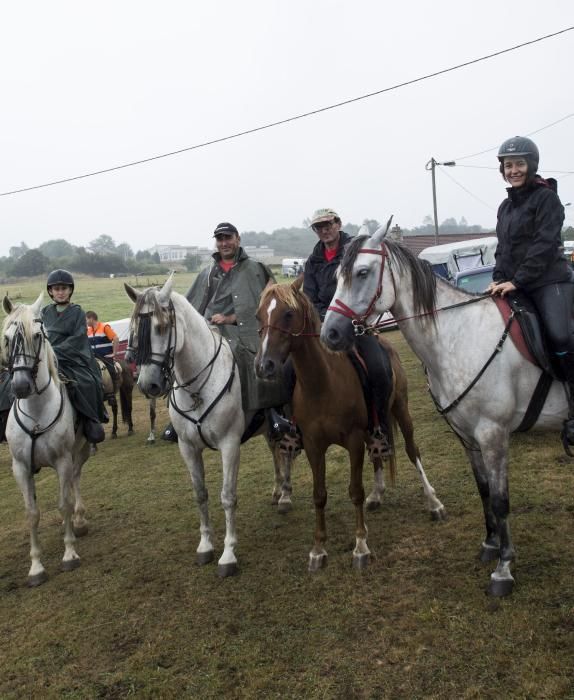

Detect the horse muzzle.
xmin=321 ymin=314 xmax=354 ymax=352
xmin=11 ymin=371 xmax=34 ymax=399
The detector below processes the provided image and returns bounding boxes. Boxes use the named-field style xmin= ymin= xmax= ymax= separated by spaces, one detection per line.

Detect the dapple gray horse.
xmin=322 ymin=230 xmax=568 ymax=596
xmin=2 ymin=294 xmax=90 ymax=586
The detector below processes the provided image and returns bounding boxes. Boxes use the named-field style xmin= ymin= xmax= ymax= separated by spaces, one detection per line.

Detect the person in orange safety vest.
xmin=86 ymin=310 xmax=119 ymax=387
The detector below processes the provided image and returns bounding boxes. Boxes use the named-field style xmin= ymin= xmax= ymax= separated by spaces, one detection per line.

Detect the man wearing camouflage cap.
xmin=303 ymin=208 xmax=394 ymax=453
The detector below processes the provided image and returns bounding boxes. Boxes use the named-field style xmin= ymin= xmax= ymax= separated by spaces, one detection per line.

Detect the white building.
xmin=148 ymin=244 xmax=212 ymax=263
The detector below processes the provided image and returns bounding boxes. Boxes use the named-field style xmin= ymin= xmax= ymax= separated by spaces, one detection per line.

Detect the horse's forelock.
xmin=259 ymin=283 xmax=320 ymax=332
xmin=341 ymin=235 xmax=369 ymax=286
xmin=383 ymin=240 xmax=437 ymax=317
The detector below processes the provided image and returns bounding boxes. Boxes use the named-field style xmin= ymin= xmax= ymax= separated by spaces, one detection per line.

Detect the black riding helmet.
xmin=497 ymin=136 xmax=539 ymax=178
xmin=47 ymin=269 xmax=75 ymax=298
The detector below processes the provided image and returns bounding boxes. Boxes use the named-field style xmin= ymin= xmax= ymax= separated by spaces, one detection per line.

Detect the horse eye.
xmin=357 ymin=268 xmax=369 ymax=279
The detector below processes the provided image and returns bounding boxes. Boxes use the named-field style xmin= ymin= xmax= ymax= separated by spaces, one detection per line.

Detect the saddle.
xmin=493 ymin=293 xmax=563 ymax=433
xmin=493 ymin=293 xmax=562 ymax=380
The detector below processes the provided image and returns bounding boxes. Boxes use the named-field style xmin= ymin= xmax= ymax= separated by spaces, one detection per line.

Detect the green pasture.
xmin=0 ymin=276 xmax=573 ymax=698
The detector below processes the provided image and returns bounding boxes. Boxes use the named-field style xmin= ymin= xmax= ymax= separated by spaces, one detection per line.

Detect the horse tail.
xmin=118 ymin=361 xmax=134 ymax=423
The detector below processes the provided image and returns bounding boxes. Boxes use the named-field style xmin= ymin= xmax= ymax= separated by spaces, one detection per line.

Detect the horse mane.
xmin=259 ymin=283 xmax=321 ymax=334
xmin=2 ymin=304 xmax=59 ymax=380
xmin=341 ymin=236 xmax=438 ymax=318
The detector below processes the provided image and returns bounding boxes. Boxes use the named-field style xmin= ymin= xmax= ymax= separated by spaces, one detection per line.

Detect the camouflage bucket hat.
xmin=310 ymin=208 xmax=340 ymax=226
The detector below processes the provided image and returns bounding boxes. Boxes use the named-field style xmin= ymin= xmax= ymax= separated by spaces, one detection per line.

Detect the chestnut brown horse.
xmin=96 ymin=358 xmax=134 ymax=438
xmin=255 ymin=279 xmax=445 ymax=571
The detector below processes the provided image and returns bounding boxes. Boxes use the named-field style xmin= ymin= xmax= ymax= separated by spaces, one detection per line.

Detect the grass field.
xmin=0 ymin=275 xmax=573 ymax=698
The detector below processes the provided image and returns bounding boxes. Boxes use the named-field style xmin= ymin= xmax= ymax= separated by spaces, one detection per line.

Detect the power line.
xmin=437 ymin=165 xmax=496 ymax=212
xmin=1 ymin=25 xmax=572 ymax=198
xmin=454 ymin=111 xmax=574 ymax=162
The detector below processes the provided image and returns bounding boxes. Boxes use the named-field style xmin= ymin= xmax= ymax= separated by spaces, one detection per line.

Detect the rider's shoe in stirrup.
xmin=161 ymin=422 xmax=179 ymax=443
xmin=266 ymin=407 xmax=296 ymax=440
xmin=84 ymin=418 xmax=105 ymax=444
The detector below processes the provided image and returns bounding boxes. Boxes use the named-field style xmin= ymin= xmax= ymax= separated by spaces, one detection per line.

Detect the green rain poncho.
xmin=42 ymin=302 xmax=106 ymax=422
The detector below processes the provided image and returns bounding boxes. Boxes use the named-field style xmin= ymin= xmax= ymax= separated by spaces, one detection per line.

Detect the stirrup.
xmin=367 ymin=427 xmax=392 ymax=462
xmin=266 ymin=408 xmax=296 ymax=440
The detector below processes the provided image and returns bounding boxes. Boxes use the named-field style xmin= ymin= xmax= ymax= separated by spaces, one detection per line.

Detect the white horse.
xmin=322 ymin=231 xmax=568 ymax=597
xmin=2 ymin=294 xmax=90 ymax=586
xmin=124 ymin=277 xmax=296 ymax=577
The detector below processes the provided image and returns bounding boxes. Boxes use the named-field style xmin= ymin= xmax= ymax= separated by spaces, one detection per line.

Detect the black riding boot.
xmin=559 ymin=352 xmax=574 ymax=446
xmin=161 ymin=422 xmax=179 ymax=443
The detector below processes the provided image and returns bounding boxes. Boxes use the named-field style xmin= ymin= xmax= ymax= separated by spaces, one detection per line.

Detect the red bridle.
xmin=328 ymin=242 xmax=389 ymax=324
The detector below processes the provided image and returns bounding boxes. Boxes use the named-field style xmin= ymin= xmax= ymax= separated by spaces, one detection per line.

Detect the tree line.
xmin=1 ymin=235 xmax=169 ymax=279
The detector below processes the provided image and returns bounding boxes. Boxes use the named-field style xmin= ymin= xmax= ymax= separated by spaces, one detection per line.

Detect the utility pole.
xmin=425 ymin=158 xmax=456 ymax=245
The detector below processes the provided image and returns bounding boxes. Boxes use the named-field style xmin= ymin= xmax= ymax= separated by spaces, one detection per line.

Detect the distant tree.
xmin=116 ymin=243 xmax=134 ymax=260
xmin=135 ymin=250 xmax=152 ymax=261
xmin=10 ymin=249 xmax=50 ymax=277
xmin=459 ymin=216 xmax=468 ymax=228
xmin=39 ymin=239 xmax=75 ymax=259
xmin=89 ymin=234 xmax=116 ymax=255
xmin=563 ymin=226 xmax=574 ymax=241
xmin=361 ymin=219 xmax=381 ymax=233
xmin=183 ymin=254 xmax=201 ymax=272
xmin=9 ymin=242 xmax=29 ymax=260
xmin=423 ymin=215 xmax=434 ymax=227
xmin=152 ymin=252 xmax=160 ymax=264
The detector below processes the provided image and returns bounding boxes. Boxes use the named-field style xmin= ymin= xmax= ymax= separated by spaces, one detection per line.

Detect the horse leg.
xmin=466 ymin=448 xmax=500 ymax=562
xmin=109 ymin=395 xmax=118 ymax=438
xmin=12 ymin=460 xmax=48 ymax=586
xmin=348 ymin=435 xmax=370 ymax=569
xmin=55 ymin=456 xmax=81 ymax=572
xmin=471 ymin=437 xmax=516 ymax=597
xmin=71 ymin=442 xmax=90 ymax=537
xmin=218 ymin=440 xmax=240 ymax=577
xmin=179 ymin=441 xmax=215 ymax=566
xmin=392 ymin=396 xmax=447 ymax=520
xmin=119 ymin=380 xmax=134 ymax=435
xmin=366 ymin=456 xmax=386 ymax=511
xmin=147 ymin=398 xmax=157 ymax=444
xmin=306 ymin=443 xmax=328 ymax=571
xmin=267 ymin=437 xmax=293 ymax=513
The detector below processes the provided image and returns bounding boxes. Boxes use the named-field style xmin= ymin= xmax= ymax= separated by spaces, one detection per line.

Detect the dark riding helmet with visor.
xmin=497 ymin=136 xmax=539 ymax=179
xmin=47 ymin=269 xmax=75 ymax=298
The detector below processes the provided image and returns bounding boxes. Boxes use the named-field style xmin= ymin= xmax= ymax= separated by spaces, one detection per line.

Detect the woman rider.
xmin=487 ymin=136 xmax=574 ymax=445
xmin=43 ymin=269 xmax=107 ymax=444
xmin=304 ymin=208 xmax=394 ymax=450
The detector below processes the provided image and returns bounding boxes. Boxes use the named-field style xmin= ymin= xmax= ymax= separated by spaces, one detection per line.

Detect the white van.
xmin=418 ymin=237 xmax=498 ymax=280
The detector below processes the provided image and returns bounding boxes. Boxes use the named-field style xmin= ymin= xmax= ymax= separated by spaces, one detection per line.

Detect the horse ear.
xmin=124 ymin=283 xmax=142 ymax=303
xmin=157 ymin=273 xmax=174 ymax=305
xmin=372 ymin=215 xmax=394 ymax=243
xmin=31 ymin=293 xmax=43 ymax=316
xmin=291 ymin=275 xmax=304 ymax=292
xmin=2 ymin=295 xmax=13 ymax=315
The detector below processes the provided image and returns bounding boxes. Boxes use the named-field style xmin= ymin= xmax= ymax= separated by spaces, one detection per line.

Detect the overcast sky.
xmin=1 ymin=1 xmax=573 ymax=257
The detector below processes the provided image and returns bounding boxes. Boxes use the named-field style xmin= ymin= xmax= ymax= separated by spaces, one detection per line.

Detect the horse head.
xmin=2 ymin=293 xmax=54 ymax=398
xmin=124 ymin=275 xmax=177 ymax=398
xmin=255 ymin=280 xmax=319 ymax=381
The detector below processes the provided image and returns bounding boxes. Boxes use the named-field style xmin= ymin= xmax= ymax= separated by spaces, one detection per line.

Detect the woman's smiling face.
xmin=503 ymin=157 xmax=528 ymax=188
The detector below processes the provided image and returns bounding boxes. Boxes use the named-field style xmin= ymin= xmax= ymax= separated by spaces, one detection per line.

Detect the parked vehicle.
xmin=453 ymin=264 xmax=495 ymax=293
xmin=281 ymin=258 xmax=306 ymax=277
xmin=419 ymin=237 xmax=498 ymax=280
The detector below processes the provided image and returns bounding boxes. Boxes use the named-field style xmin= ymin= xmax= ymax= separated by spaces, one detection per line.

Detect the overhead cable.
xmin=1 ymin=25 xmax=573 ymax=198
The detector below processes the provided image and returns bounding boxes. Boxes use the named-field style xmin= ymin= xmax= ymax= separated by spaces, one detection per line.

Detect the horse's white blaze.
xmin=260 ymin=297 xmax=277 ymax=357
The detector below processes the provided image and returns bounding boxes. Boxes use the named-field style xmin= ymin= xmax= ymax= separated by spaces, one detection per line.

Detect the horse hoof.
xmin=61 ymin=558 xmax=81 ymax=572
xmin=487 ymin=577 xmax=514 ymax=597
xmin=277 ymin=501 xmax=292 ymax=515
xmin=128 ymin=429 xmax=134 ymax=436
xmin=217 ymin=562 xmax=239 ymax=578
xmin=479 ymin=544 xmax=500 ymax=563
xmin=73 ymin=524 xmax=89 ymax=538
xmin=28 ymin=570 xmax=48 ymax=587
xmin=147 ymin=439 xmax=156 ymax=446
xmin=366 ymin=500 xmax=382 ymax=512
xmin=111 ymin=433 xmax=118 ymax=440
xmin=431 ymin=506 xmax=447 ymax=522
xmin=352 ymin=553 xmax=370 ymax=570
xmin=196 ymin=550 xmax=214 ymax=566
xmin=308 ymin=553 xmax=327 ymax=572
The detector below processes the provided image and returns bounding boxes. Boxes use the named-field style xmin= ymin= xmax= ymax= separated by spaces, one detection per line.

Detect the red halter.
xmin=328 ymin=242 xmax=389 ymax=324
